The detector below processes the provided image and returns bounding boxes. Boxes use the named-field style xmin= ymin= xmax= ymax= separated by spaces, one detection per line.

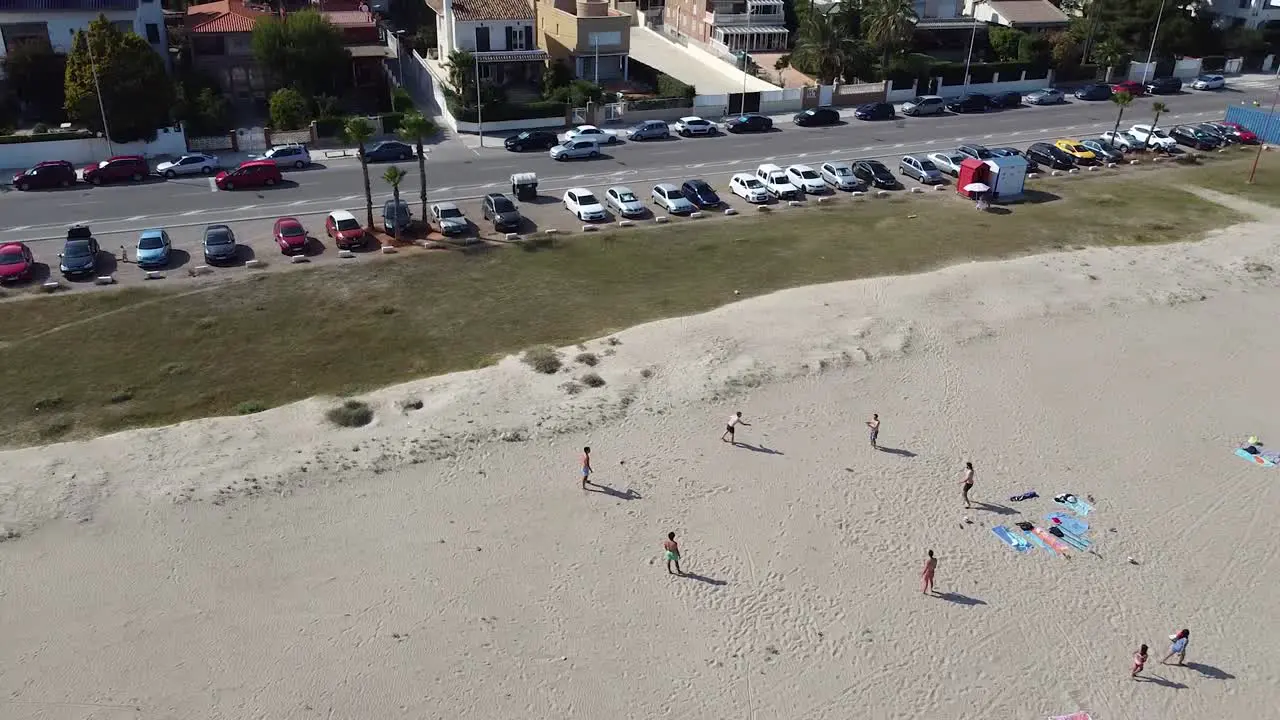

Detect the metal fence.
xmin=1224 ymin=105 xmax=1280 ymax=145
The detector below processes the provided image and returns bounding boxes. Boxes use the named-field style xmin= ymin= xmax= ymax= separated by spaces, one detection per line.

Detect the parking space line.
xmin=240 ymin=205 xmax=258 ymax=210
xmin=339 ymin=195 xmax=360 ymax=201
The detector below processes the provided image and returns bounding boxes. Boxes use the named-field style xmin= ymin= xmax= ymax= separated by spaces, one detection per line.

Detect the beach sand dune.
xmin=1 ymin=220 xmax=1279 ymax=718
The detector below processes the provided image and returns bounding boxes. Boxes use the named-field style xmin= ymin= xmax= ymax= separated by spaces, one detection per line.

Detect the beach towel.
xmin=1009 ymin=490 xmax=1039 ymax=502
xmin=1021 ymin=529 xmax=1054 ymax=555
xmin=992 ymin=526 xmax=1031 ymax=552
xmin=1049 ymin=525 xmax=1090 ymax=550
xmin=1236 ymin=448 xmax=1277 ymax=467
xmin=1031 ymin=527 xmax=1073 ymax=556
xmin=1047 ymin=513 xmax=1089 ymax=536
xmin=1050 ymin=713 xmax=1092 ymax=720
xmin=1055 ymin=495 xmax=1093 ymax=516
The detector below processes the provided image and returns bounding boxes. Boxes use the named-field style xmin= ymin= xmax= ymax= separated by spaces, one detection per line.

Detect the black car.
xmin=992 ymin=147 xmax=1039 ymax=173
xmin=58 ymin=225 xmax=100 ymax=278
xmin=946 ymin=93 xmax=991 ymax=113
xmin=987 ymin=90 xmax=1022 ymax=109
xmin=1025 ymin=142 xmax=1075 ymax=170
xmin=504 ymin=129 xmax=559 ymax=152
xmin=793 ymin=106 xmax=841 ymax=127
xmin=680 ymin=179 xmax=721 ymax=208
xmin=724 ymin=113 xmax=773 ymax=133
xmin=365 ymin=140 xmax=416 ymax=162
xmin=1074 ymin=84 xmax=1113 ymax=101
xmin=1145 ymin=76 xmax=1183 ymax=95
xmin=1169 ymin=125 xmax=1221 ymax=151
xmin=854 ymin=102 xmax=896 ymax=120
xmin=1195 ymin=122 xmax=1236 ymax=145
xmin=852 ymin=160 xmax=896 ymax=189
xmin=482 ymin=192 xmax=522 ymax=232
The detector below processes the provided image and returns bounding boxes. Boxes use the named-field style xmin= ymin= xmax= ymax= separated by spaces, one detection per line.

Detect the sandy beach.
xmin=2 ymin=205 xmax=1279 ymax=719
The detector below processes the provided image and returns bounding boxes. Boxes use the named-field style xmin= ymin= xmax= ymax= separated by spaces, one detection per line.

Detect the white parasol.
xmin=963 ymin=182 xmax=990 ymax=193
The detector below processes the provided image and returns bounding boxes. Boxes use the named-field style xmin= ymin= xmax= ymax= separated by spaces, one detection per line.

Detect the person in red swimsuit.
xmin=1131 ymin=644 xmax=1149 ymax=678
xmin=921 ymin=550 xmax=938 ymax=594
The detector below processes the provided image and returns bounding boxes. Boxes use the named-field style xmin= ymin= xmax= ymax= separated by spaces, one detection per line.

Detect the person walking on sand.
xmin=722 ymin=411 xmax=750 ymax=444
xmin=580 ymin=446 xmax=593 ymax=489
xmin=921 ymin=550 xmax=938 ymax=594
xmin=961 ymin=461 xmax=975 ymax=508
xmin=1162 ymin=629 xmax=1190 ymax=665
xmin=866 ymin=414 xmax=881 ymax=449
xmin=663 ymin=532 xmax=683 ymax=575
xmin=1131 ymin=644 xmax=1149 ymax=678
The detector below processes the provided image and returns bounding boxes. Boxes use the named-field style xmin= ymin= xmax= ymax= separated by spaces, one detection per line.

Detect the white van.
xmin=755 ymin=163 xmax=799 ymax=200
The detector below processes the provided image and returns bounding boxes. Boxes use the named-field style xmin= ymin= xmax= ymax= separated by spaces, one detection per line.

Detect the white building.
xmin=428 ymin=0 xmax=549 ymax=88
xmin=1203 ymin=0 xmax=1280 ymax=29
xmin=0 ymin=0 xmax=169 ymax=61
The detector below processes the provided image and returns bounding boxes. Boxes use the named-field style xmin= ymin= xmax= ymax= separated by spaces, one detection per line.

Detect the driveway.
xmin=628 ymin=27 xmax=779 ymax=95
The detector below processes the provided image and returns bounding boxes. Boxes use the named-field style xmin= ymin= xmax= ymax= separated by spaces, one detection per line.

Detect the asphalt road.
xmin=0 ymin=88 xmax=1256 ymax=245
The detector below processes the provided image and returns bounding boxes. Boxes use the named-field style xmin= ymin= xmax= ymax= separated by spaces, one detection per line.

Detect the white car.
xmin=1099 ymin=130 xmax=1140 ymax=151
xmin=729 ymin=173 xmax=769 ymax=203
xmin=564 ymin=124 xmax=618 ymax=144
xmin=785 ymin=164 xmax=826 ymax=194
xmin=605 ymin=186 xmax=645 ymax=218
xmin=927 ymin=151 xmax=966 ymax=177
xmin=755 ymin=163 xmax=799 ymax=200
xmin=256 ymin=143 xmax=312 ymax=169
xmin=819 ymin=161 xmax=861 ymax=191
xmin=1129 ymin=123 xmax=1177 ymax=151
xmin=156 ymin=153 xmax=219 ymax=178
xmin=1191 ymin=74 xmax=1226 ymax=90
xmin=564 ymin=187 xmax=608 ymax=221
xmin=675 ymin=116 xmax=716 ymax=137
xmin=651 ymin=183 xmax=696 ymax=214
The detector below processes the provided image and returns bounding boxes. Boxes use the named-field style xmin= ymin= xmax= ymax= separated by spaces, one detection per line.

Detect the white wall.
xmin=0 ymin=125 xmax=186 ymax=170
xmin=0 ymin=4 xmax=168 ymax=60
xmin=449 ymin=18 xmax=537 ymax=52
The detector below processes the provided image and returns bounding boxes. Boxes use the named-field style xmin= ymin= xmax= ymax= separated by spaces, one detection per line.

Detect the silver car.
xmin=550 ymin=138 xmax=601 ymax=161
xmin=1023 ymin=88 xmax=1065 ymax=105
xmin=927 ymin=151 xmax=966 ymax=177
xmin=901 ymin=95 xmax=945 ymax=116
xmin=256 ymin=143 xmax=311 ymax=169
xmin=651 ymin=183 xmax=696 ymax=214
xmin=431 ymin=202 xmax=468 ymax=235
xmin=605 ymin=186 xmax=645 ymax=218
xmin=898 ymin=155 xmax=944 ymax=184
xmin=819 ymin=161 xmax=861 ymax=191
xmin=156 ymin=153 xmax=219 ymax=178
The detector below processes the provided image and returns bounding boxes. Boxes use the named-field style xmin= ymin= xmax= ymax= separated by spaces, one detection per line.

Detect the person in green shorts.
xmin=663 ymin=532 xmax=683 ymax=575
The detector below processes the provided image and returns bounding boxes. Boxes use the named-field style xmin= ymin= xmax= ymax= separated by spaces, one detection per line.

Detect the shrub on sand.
xmin=326 ymin=399 xmax=374 ymax=427
xmin=581 ymin=372 xmax=606 ymax=388
xmin=522 ymin=346 xmax=562 ymax=374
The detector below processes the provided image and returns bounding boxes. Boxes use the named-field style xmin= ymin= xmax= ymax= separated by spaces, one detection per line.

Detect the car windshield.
xmin=578 ymin=194 xmax=599 ymax=205
xmin=281 ymin=225 xmax=304 ymax=236
xmin=516 ymin=131 xmax=532 ymax=139
xmin=617 ymin=191 xmax=638 ymax=203
xmin=24 ymin=167 xmax=40 ymax=175
xmin=491 ymin=198 xmax=515 ymax=212
xmin=918 ymin=160 xmax=938 ymax=171
xmin=64 ymin=241 xmax=91 ymax=257
xmin=206 ymin=231 xmax=232 ymax=245
xmin=743 ymin=178 xmax=763 ymax=188
xmin=558 ymin=141 xmax=573 ymax=149
xmin=1068 ymin=144 xmax=1088 ymax=153
xmin=1197 ymin=76 xmax=1214 ymax=81
xmin=0 ymin=251 xmax=24 ymax=264
xmin=835 ymin=167 xmax=851 ymax=176
xmin=909 ymin=97 xmax=925 ymax=104
xmin=138 ymin=236 xmax=165 ymax=249
xmin=799 ymin=170 xmax=819 ymax=179
xmin=335 ymin=218 xmax=360 ymax=230
xmin=769 ymin=174 xmax=788 ymax=184
xmin=438 ymin=207 xmax=463 ymax=219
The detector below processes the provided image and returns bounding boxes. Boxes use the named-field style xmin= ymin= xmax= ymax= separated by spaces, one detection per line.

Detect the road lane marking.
xmin=891 ymin=144 xmax=903 ymax=148
xmin=207 ymin=178 xmax=217 ymax=192
xmin=241 ymin=205 xmax=258 ymax=210
xmin=10 ymin=225 xmax=29 ymax=231
xmin=124 ymin=215 xmax=146 ymax=221
xmin=289 ymin=200 xmax=310 ymax=206
xmin=181 ymin=210 xmax=204 ymax=216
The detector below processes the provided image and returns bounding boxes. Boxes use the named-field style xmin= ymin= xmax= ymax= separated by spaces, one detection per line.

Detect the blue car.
xmin=136 ymin=228 xmax=171 ymax=268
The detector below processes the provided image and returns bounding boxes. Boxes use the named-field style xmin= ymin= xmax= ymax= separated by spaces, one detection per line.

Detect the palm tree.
xmin=397 ymin=111 xmax=438 ymax=219
xmin=343 ymin=117 xmax=376 ymax=230
xmin=791 ymin=11 xmax=862 ymax=84
xmin=1149 ymin=101 xmax=1169 ymax=151
xmin=862 ymin=0 xmax=917 ymax=75
xmin=1109 ymin=90 xmax=1132 ymax=147
xmin=382 ymin=165 xmax=408 ymax=244
xmin=774 ymin=54 xmax=790 ymax=87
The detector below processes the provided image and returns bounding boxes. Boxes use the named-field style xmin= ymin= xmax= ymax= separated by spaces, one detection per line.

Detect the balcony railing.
xmin=705 ymin=11 xmax=783 ymax=25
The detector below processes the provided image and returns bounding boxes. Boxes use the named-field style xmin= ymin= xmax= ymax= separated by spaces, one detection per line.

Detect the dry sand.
xmin=2 ymin=201 xmax=1279 ymax=719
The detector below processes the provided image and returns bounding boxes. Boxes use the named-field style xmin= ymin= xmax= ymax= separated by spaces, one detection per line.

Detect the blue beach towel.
xmin=992 ymin=526 xmax=1031 ymax=552
xmin=1056 ymin=496 xmax=1093 ymax=517
xmin=1236 ymin=448 xmax=1277 ymax=467
xmin=1021 ymin=529 xmax=1054 ymax=556
xmin=1046 ymin=513 xmax=1089 ymax=536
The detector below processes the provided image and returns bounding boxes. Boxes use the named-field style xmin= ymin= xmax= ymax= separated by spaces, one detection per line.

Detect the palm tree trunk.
xmin=1149 ymin=110 xmax=1163 ymax=152
xmin=415 ymin=139 xmax=428 ymax=219
xmin=358 ymin=147 xmax=374 ymax=230
xmin=392 ymin=185 xmax=402 ymax=244
xmin=1111 ymin=107 xmax=1124 ymax=144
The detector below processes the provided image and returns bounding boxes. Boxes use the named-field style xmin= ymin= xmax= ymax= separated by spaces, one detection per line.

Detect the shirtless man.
xmin=580 ymin=446 xmax=593 ymax=489
xmin=866 ymin=414 xmax=881 ymax=449
xmin=961 ymin=461 xmax=975 ymax=508
xmin=663 ymin=532 xmax=683 ymax=575
xmin=722 ymin=411 xmax=750 ymax=444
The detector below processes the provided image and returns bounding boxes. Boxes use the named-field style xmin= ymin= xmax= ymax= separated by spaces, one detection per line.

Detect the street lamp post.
xmin=1140 ymin=0 xmax=1169 ymax=85
xmin=72 ymin=28 xmax=113 ymax=156
xmin=389 ymin=29 xmax=407 ymax=109
xmin=962 ymin=0 xmax=986 ymax=94
xmin=474 ymin=52 xmax=484 ymax=148
xmin=1247 ymin=65 xmax=1280 ymax=184
xmin=738 ymin=50 xmax=749 ymax=114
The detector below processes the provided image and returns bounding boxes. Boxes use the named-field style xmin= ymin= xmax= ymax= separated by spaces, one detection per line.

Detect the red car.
xmin=324 ymin=209 xmax=368 ymax=249
xmin=1111 ymin=80 xmax=1146 ymax=97
xmin=273 ymin=217 xmax=309 ymax=255
xmin=1218 ymin=121 xmax=1259 ymax=144
xmin=215 ymin=160 xmax=282 ymax=190
xmin=0 ymin=242 xmax=35 ymax=283
xmin=82 ymin=155 xmax=149 ymax=185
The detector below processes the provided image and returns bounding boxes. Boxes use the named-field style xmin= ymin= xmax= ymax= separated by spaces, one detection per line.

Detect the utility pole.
xmin=73 ymin=28 xmax=113 ymax=156
xmin=1247 ymin=65 xmax=1280 ymax=184
xmin=1141 ymin=0 xmax=1169 ymax=85
xmin=962 ymin=1 xmax=985 ymax=94
xmin=474 ymin=52 xmax=483 ymax=148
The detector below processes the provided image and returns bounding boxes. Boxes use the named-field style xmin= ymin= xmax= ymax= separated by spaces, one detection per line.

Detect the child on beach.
xmin=921 ymin=550 xmax=937 ymax=594
xmin=866 ymin=414 xmax=880 ymax=449
xmin=580 ymin=446 xmax=592 ymax=489
xmin=961 ymin=462 xmax=975 ymax=508
xmin=1162 ymin=629 xmax=1189 ymax=665
xmin=1131 ymin=644 xmax=1149 ymax=678
xmin=663 ymin=532 xmax=683 ymax=575
xmin=722 ymin=412 xmax=750 ymax=444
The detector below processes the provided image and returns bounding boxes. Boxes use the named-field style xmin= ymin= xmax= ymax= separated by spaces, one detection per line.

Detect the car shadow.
xmin=304 ymin=236 xmax=326 ymax=258
xmin=95 ymin=251 xmax=118 ymax=276
xmin=21 ymin=262 xmax=53 ymax=284
xmin=231 ymin=244 xmax=258 ymax=267
xmin=285 ymin=163 xmax=328 ymax=172
xmin=240 ymin=180 xmax=300 ymax=195
xmin=159 ymin=248 xmax=192 ymax=271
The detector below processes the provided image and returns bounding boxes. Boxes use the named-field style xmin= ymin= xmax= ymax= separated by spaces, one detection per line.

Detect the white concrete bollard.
xmin=617 ymin=220 xmax=633 ymax=227
xmin=193 ymin=265 xmax=211 ymax=275
xmin=290 ymin=254 xmax=309 ymax=264
xmin=1088 ymin=165 xmax=1099 ymax=172
xmin=338 ymin=249 xmax=355 ymax=258
xmin=787 ymin=200 xmax=803 ymax=207
xmin=504 ymin=233 xmax=520 ymax=241
xmin=850 ymin=191 xmax=864 ymax=197
xmin=654 ymin=216 xmax=669 ymax=224
xmin=689 ymin=211 xmax=703 ymax=218
xmin=756 ymin=205 xmax=771 ymax=212
xmin=144 ymin=271 xmax=163 ymax=280
xmin=1068 ymin=168 xmax=1079 ymax=174
xmin=909 ymin=186 xmax=923 ymax=194
xmin=934 ymin=184 xmax=947 ymax=191
xmin=41 ymin=281 xmax=61 ymax=292
xmin=723 ymin=208 xmax=738 ymax=216
xmin=1106 ymin=162 xmax=1117 ymax=168
xmin=380 ymin=245 xmax=397 ymax=254
xmin=1050 ymin=170 xmax=1062 ymax=176
xmin=93 ymin=275 xmax=114 ymax=285
xmin=581 ymin=224 xmax=598 ymax=232
xmin=245 ymin=259 xmax=265 ymax=268
xmin=544 ymin=228 xmax=560 ymax=235
xmin=875 ymin=190 xmax=889 ymax=198
xmin=1129 ymin=159 xmax=1140 ymax=165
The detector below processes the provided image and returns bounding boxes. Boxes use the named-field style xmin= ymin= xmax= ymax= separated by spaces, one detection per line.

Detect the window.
xmin=1 ymin=22 xmax=50 ymax=53
xmin=587 ymin=31 xmax=621 ymax=48
xmin=145 ymin=23 xmax=160 ymax=43
xmin=478 ymin=63 xmax=493 ymax=80
xmin=1239 ymin=0 xmax=1250 ymax=8
xmin=193 ymin=35 xmax=225 ymax=55
xmin=507 ymin=25 xmax=529 ymax=50
xmin=475 ymin=26 xmax=491 ymax=52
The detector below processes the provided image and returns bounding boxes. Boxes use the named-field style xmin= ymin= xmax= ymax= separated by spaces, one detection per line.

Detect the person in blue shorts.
xmin=1162 ymin=629 xmax=1189 ymax=665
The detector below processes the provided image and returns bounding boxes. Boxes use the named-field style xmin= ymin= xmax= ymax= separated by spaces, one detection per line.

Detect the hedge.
xmin=449 ymin=99 xmax=567 ymax=123
xmin=0 ymin=131 xmax=96 ymax=145
xmin=314 ymin=116 xmax=345 ymax=138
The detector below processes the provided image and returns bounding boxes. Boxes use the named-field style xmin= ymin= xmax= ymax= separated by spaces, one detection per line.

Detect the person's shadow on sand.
xmin=877 ymin=446 xmax=916 ymax=457
xmin=680 ymin=572 xmax=727 ymax=586
xmin=933 ymin=592 xmax=986 ymax=606
xmin=1135 ymin=673 xmax=1188 ymax=689
xmin=1182 ymin=662 xmax=1234 ymax=680
xmin=732 ymin=441 xmax=784 ymax=455
xmin=971 ymin=501 xmax=1019 ymax=516
xmin=585 ymin=483 xmax=641 ymax=500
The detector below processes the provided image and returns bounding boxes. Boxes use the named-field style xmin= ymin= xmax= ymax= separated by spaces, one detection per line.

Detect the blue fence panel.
xmin=1224 ymin=105 xmax=1280 ymax=145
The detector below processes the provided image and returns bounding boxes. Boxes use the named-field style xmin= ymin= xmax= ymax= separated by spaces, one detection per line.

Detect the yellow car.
xmin=1054 ymin=139 xmax=1098 ymax=164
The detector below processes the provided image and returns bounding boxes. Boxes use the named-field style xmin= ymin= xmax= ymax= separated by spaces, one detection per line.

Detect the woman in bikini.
xmin=921 ymin=550 xmax=937 ymax=594
xmin=1131 ymin=644 xmax=1149 ymax=678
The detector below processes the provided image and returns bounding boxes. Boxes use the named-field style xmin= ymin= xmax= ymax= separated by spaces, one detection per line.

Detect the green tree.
xmin=988 ymin=26 xmax=1025 ymax=62
xmin=1091 ymin=38 xmax=1127 ymax=74
xmin=1148 ymin=101 xmax=1168 ymax=151
xmin=1109 ymin=90 xmax=1132 ymax=148
xmin=252 ymin=9 xmax=350 ymax=99
xmin=178 ymin=86 xmax=231 ymax=135
xmin=1017 ymin=33 xmax=1051 ymax=65
xmin=397 ymin=111 xmax=437 ymax=219
xmin=774 ymin=54 xmax=790 ymax=86
xmin=65 ymin=16 xmax=174 ymax=142
xmin=3 ymin=44 xmax=67 ymax=123
xmin=382 ymin=165 xmax=408 ymax=243
xmin=344 ymin=117 xmax=377 ymax=230
xmin=863 ymin=0 xmax=918 ymax=75
xmin=269 ymin=88 xmax=311 ymax=130
xmin=792 ymin=10 xmax=857 ymax=85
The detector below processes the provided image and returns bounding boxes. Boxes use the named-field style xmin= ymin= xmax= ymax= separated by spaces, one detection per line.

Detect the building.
xmin=1204 ymin=0 xmax=1280 ymax=29
xmin=663 ymin=0 xmax=788 ymax=55
xmin=427 ymin=0 xmax=549 ymax=89
xmin=0 ymin=0 xmax=168 ymax=61
xmin=963 ymin=0 xmax=1068 ymax=30
xmin=536 ymin=0 xmax=632 ymax=81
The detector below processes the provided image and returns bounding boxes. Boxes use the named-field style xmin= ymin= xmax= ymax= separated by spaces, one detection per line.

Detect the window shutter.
xmin=506 ymin=26 xmax=514 ymax=50
xmin=524 ymin=25 xmax=533 ymax=50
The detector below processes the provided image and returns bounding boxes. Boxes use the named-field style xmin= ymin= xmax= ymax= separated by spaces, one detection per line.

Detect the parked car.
xmin=651 ymin=183 xmax=696 ymax=213
xmin=946 ymin=93 xmax=990 ymax=113
xmin=605 ymin=186 xmax=646 ymax=217
xmin=563 ymin=187 xmax=607 ymax=221
xmin=992 ymin=146 xmax=1039 ymax=173
xmin=82 ymin=155 xmax=149 ymax=185
xmin=680 ymin=179 xmax=722 ymax=208
xmin=853 ymin=159 xmax=896 ymax=189
xmin=1111 ymin=80 xmax=1146 ymax=97
xmin=11 ymin=160 xmax=76 ymax=190
xmin=1213 ymin=121 xmax=1258 ymax=144
xmin=482 ymin=193 xmax=522 ymax=232
xmin=325 ymin=209 xmax=368 ymax=249
xmin=215 ymin=160 xmax=282 ymax=190
xmin=156 ymin=153 xmax=218 ymax=178
xmin=257 ymin=143 xmax=312 ymax=169
xmin=901 ymin=95 xmax=945 ymax=116
xmin=59 ymin=225 xmax=100 ymax=277
xmin=504 ymin=129 xmax=559 ymax=151
xmin=957 ymin=144 xmax=993 ymax=161
xmin=549 ymin=138 xmax=601 ymax=160
xmin=0 ymin=242 xmax=35 ymax=283
xmin=1074 ymin=84 xmax=1113 ymax=101
xmin=365 ymin=140 xmax=416 ymax=162
xmin=273 ymin=217 xmax=309 ymax=255
xmin=1195 ymin=122 xmax=1236 ymax=144
xmin=785 ymin=164 xmax=826 ymax=194
xmin=1169 ymin=124 xmax=1221 ymax=151
xmin=729 ymin=173 xmax=770 ymax=203
xmin=1079 ymin=139 xmax=1124 ymax=163
xmin=793 ymin=106 xmax=841 ymax=127
xmin=854 ymin=102 xmax=895 ymax=120
xmin=565 ymin=124 xmax=618 ymax=143
xmin=674 ymin=116 xmax=716 ymax=136
xmin=755 ymin=163 xmax=799 ymax=199
xmin=627 ymin=119 xmax=671 ymax=140
xmin=1025 ymin=141 xmax=1075 ymax=170
xmin=430 ymin=202 xmax=468 ymax=235
xmin=1191 ymin=74 xmax=1225 ymax=90
xmin=135 ymin=228 xmax=171 ymax=268
xmin=1054 ymin=139 xmax=1098 ymax=164
xmin=202 ymin=224 xmax=238 ymax=264
xmin=987 ymin=90 xmax=1022 ymax=109
xmin=1023 ymin=88 xmax=1065 ymax=105
xmin=723 ymin=113 xmax=773 ymax=133
xmin=1129 ymin=123 xmax=1178 ymax=151
xmin=1145 ymin=76 xmax=1182 ymax=94
xmin=898 ymin=155 xmax=944 ymax=184
xmin=383 ymin=199 xmax=412 ymax=233
xmin=1100 ymin=130 xmax=1141 ymax=151
xmin=819 ymin=161 xmax=862 ymax=191
xmin=927 ymin=151 xmax=966 ymax=177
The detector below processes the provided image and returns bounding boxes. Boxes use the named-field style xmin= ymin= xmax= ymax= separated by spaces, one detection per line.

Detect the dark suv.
xmin=12 ymin=160 xmax=77 ymax=190
xmin=1145 ymin=76 xmax=1182 ymax=94
xmin=1025 ymin=142 xmax=1076 ymax=170
xmin=82 ymin=155 xmax=149 ymax=185
xmin=482 ymin=192 xmax=523 ymax=232
xmin=946 ymin=93 xmax=991 ymax=113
